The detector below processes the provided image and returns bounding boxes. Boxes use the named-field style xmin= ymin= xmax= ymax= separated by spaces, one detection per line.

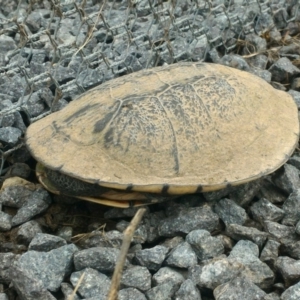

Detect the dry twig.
xmin=107 ymin=208 xmax=146 ymax=300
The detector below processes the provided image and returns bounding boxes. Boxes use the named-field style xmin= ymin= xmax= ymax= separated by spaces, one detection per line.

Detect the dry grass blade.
xmin=68 ymin=271 xmax=85 ymax=300
xmin=107 ymin=208 xmax=147 ymax=300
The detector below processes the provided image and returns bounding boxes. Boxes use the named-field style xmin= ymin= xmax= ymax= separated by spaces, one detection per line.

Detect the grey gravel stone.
xmin=13 ymin=244 xmax=78 ymax=292
xmin=165 ymin=241 xmax=198 ymax=268
xmin=246 ymin=54 xmax=268 ymax=69
xmin=128 ymin=244 xmax=142 ymax=261
xmin=0 ymin=75 xmax=26 ymax=101
xmin=0 ymin=294 xmax=9 ymax=300
xmin=145 ymin=211 xmax=165 ymax=243
xmin=116 ymin=220 xmax=147 ymax=244
xmin=250 ymin=198 xmax=285 ymax=224
xmin=225 ymin=224 xmax=268 ymax=248
xmin=289 ymin=155 xmax=300 ymax=170
xmin=121 ymin=265 xmax=151 ymax=292
xmin=0 ymin=241 xmax=26 ymax=253
xmin=279 ymin=240 xmax=300 ymax=260
xmin=37 ymin=88 xmax=55 ymax=108
xmin=229 ymin=180 xmax=263 ymax=207
xmin=57 ymin=226 xmax=73 ymax=242
xmin=230 ymin=240 xmax=259 ymax=257
xmin=134 ymin=245 xmax=168 ymax=271
xmin=61 ymin=282 xmax=81 ymax=300
xmin=260 ymin=239 xmax=280 ymax=268
xmin=0 ymin=211 xmax=12 ymax=231
xmin=16 ymin=220 xmax=43 ymax=246
xmin=0 ymin=35 xmax=16 ymax=52
xmin=174 ymin=279 xmax=201 ymax=300
xmin=264 ymin=292 xmax=280 ymax=300
xmin=187 ymin=265 xmax=203 ymax=286
xmin=263 ymin=221 xmax=299 ymax=245
xmin=250 ymin=68 xmax=272 ymax=82
xmin=228 ymin=240 xmax=274 ymax=289
xmin=281 ymin=281 xmax=300 ymax=300
xmin=158 ymin=205 xmax=219 ymax=237
xmin=3 ymin=163 xmax=31 ymax=180
xmin=295 ymin=220 xmax=300 ymax=235
xmin=0 ymin=253 xmax=18 ymax=284
xmin=289 ymin=90 xmax=300 ymax=108
xmin=145 ymin=282 xmax=179 ymax=300
xmin=275 ymin=256 xmax=300 ymax=287
xmin=258 ymin=180 xmax=286 ymax=204
xmin=220 ymin=54 xmax=251 ymax=71
xmin=281 ymin=189 xmax=300 ymax=226
xmin=10 ymin=264 xmax=56 ymax=300
xmin=79 ymin=229 xmax=123 ymax=249
xmin=292 ymin=78 xmax=300 ymax=91
xmin=0 ymin=100 xmax=15 ymax=127
xmin=242 ymin=33 xmax=267 ymax=55
xmin=24 ymin=92 xmax=46 ymax=117
xmin=15 ymin=115 xmax=30 ymax=138
xmin=272 ymin=164 xmax=300 ymax=194
xmin=104 ymin=206 xmax=150 ymax=219
xmin=74 ymin=246 xmax=127 ymax=273
xmin=152 ymin=267 xmax=185 ymax=287
xmin=0 ymin=127 xmax=22 ymax=146
xmin=25 ymin=9 xmax=49 ymax=33
xmin=214 ymin=198 xmax=248 ymax=226
xmin=50 ymin=65 xmax=76 ymax=84
xmin=28 ymin=233 xmax=67 ymax=251
xmin=12 ymin=188 xmax=52 ymax=226
xmin=186 ymin=229 xmax=224 ymax=260
xmin=213 ymin=276 xmax=267 ymax=300
xmin=118 ymin=288 xmax=147 ymax=300
xmin=216 ymin=234 xmax=234 ymax=251
xmin=70 ymin=267 xmax=110 ymax=299
xmin=196 ymin=258 xmax=246 ymax=290
xmin=105 ymin=229 xmax=125 ymax=246
xmin=203 ymin=186 xmax=232 ymax=202
xmin=0 ymin=180 xmax=35 ymax=208
xmin=161 ymin=236 xmax=184 ymax=250
xmin=269 ymin=57 xmax=300 ymax=83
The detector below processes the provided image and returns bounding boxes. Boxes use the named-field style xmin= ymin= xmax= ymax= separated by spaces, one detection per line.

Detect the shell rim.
xmin=32 ymin=131 xmax=299 ymax=195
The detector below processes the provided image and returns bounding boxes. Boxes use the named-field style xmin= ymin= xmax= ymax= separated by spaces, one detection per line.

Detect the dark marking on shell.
xmin=161 ymin=184 xmax=169 ymax=194
xmin=104 ymin=128 xmax=115 ymax=148
xmin=152 ymin=96 xmax=180 ymax=173
xmin=52 ymin=121 xmax=60 ymax=133
xmin=94 ymin=102 xmax=121 ymax=133
xmin=64 ymin=103 xmax=101 ymax=124
xmin=226 ymin=182 xmax=232 ymax=189
xmin=126 ymin=184 xmax=133 ymax=191
xmin=196 ymin=185 xmax=203 ymax=193
xmin=94 ymin=111 xmax=116 ymax=133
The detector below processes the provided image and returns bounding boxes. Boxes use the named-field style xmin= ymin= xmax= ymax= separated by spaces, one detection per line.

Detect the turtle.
xmin=25 ymin=62 xmax=299 ymax=208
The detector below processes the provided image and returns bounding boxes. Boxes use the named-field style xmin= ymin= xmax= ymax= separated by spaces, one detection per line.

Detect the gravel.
xmin=0 ymin=0 xmax=300 ymax=299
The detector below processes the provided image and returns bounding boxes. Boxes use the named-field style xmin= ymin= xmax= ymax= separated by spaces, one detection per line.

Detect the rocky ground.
xmin=0 ymin=0 xmax=300 ymax=299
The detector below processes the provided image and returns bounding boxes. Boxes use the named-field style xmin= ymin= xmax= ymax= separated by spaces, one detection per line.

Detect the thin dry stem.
xmin=68 ymin=272 xmax=85 ymax=300
xmin=107 ymin=208 xmax=146 ymax=300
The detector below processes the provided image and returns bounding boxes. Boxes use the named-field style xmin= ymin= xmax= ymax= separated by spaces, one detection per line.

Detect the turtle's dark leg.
xmin=39 ymin=164 xmax=173 ymax=205
xmin=44 ymin=167 xmax=110 ymax=197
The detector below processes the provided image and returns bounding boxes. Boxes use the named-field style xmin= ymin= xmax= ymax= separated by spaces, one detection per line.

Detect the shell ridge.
xmin=152 ymin=94 xmax=180 ymax=174
xmin=189 ymin=82 xmax=213 ymax=121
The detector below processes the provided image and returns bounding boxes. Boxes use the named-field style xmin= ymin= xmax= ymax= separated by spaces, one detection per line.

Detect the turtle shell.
xmin=26 ymin=62 xmax=299 ymax=194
